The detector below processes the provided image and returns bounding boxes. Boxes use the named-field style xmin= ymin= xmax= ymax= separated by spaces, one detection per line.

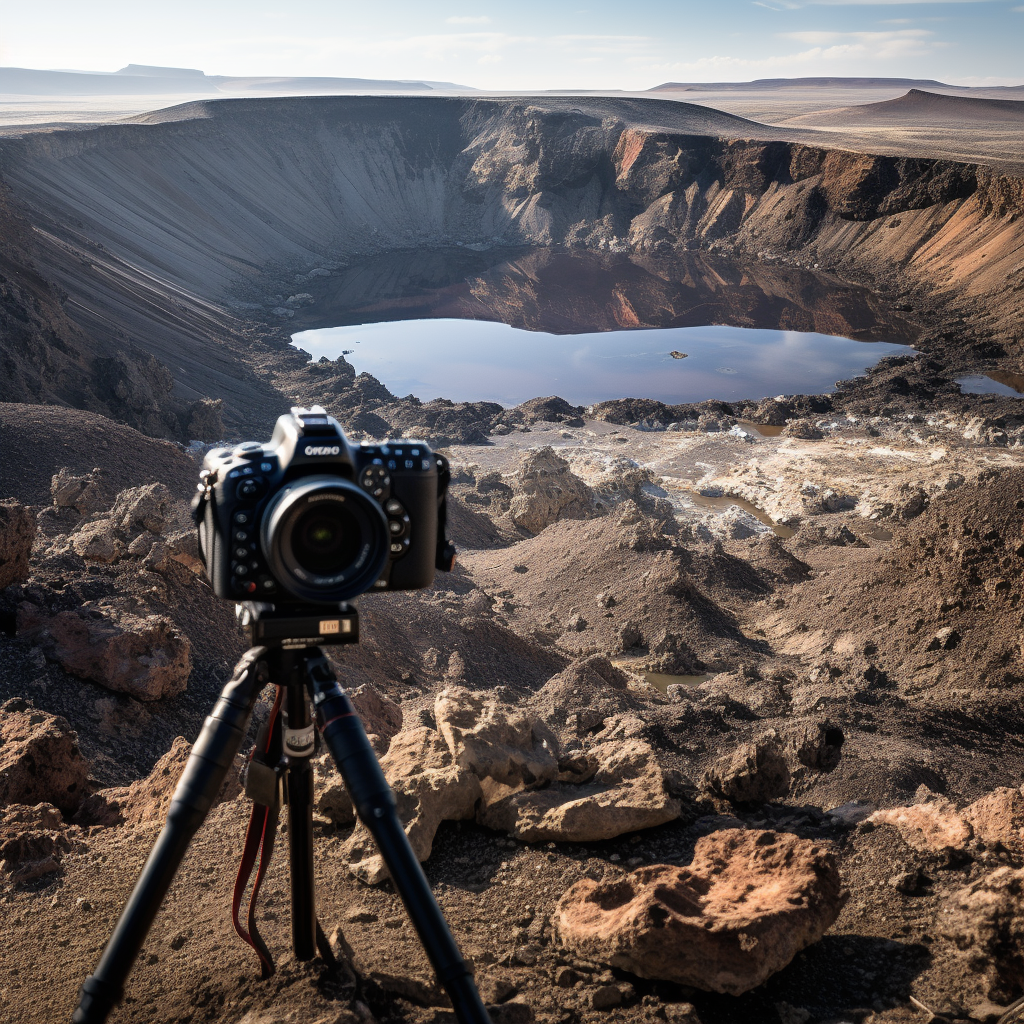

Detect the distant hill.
xmin=115 ymin=64 xmax=205 ymax=78
xmin=649 ymin=78 xmax=951 ymax=92
xmin=0 ymin=66 xmax=472 ymax=97
xmin=783 ymin=88 xmax=1024 ymax=127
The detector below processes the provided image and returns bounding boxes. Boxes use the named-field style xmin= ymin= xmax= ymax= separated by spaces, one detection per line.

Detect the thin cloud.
xmin=446 ymin=16 xmax=491 ymax=24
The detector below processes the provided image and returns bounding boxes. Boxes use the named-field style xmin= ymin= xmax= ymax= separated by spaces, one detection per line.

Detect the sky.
xmin=2 ymin=0 xmax=1021 ymax=90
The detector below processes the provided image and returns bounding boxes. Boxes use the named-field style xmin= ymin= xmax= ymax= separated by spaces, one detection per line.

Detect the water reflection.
xmin=288 ymin=248 xmax=917 ymax=406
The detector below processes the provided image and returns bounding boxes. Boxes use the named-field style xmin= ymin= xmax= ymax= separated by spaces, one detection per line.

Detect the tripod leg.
xmin=279 ymin=650 xmax=317 ymax=960
xmin=72 ymin=647 xmax=270 ymax=1024
xmin=304 ymin=651 xmax=492 ymax=1024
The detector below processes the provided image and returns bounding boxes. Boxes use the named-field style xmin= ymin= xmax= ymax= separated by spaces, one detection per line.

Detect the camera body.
xmin=192 ymin=407 xmax=454 ymax=606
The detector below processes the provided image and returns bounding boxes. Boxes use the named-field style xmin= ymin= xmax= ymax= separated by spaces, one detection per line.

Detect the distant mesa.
xmin=782 ymin=89 xmax=1024 ymax=128
xmin=648 ymin=77 xmax=952 ymax=93
xmin=115 ymin=65 xmax=206 ymax=78
xmin=0 ymin=65 xmax=471 ymax=96
xmin=669 ymin=351 xmax=688 ymax=359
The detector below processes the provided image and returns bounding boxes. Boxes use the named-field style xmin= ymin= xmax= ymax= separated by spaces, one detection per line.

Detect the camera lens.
xmin=261 ymin=475 xmax=389 ymax=602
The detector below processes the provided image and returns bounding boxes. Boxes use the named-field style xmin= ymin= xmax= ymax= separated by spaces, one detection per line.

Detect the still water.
xmin=288 ymin=249 xmax=917 ymax=407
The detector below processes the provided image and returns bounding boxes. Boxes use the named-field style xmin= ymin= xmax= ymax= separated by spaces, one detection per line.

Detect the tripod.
xmin=72 ymin=603 xmax=492 ymax=1024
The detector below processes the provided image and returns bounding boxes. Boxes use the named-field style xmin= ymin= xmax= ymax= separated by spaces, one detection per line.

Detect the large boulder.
xmin=18 ymin=604 xmax=192 ymax=700
xmin=0 ymin=698 xmax=91 ymax=812
xmin=0 ymin=803 xmax=87 ymax=884
xmin=435 ymin=687 xmax=559 ymax=805
xmin=0 ymin=500 xmax=35 ymax=588
xmin=343 ymin=727 xmax=482 ymax=884
xmin=119 ymin=736 xmax=243 ymax=826
xmin=556 ymin=830 xmax=847 ymax=995
xmin=507 ymin=447 xmax=593 ymax=534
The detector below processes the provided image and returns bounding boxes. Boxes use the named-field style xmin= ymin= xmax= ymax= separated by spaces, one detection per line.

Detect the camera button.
xmin=390 ymin=541 xmax=404 ymax=554
xmin=235 ymin=564 xmax=250 ymax=576
xmin=385 ymin=498 xmax=405 ymax=515
xmin=233 ymin=512 xmax=251 ymax=525
xmin=234 ymin=529 xmax=249 ymax=542
xmin=234 ymin=546 xmax=248 ymax=560
xmin=388 ymin=519 xmax=405 ymax=535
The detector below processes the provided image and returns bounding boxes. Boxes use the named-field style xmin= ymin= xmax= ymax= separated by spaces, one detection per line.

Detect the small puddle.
xmin=645 ymin=672 xmax=713 ymax=692
xmin=736 ymin=421 xmax=785 ymax=437
xmin=687 ymin=492 xmax=796 ymax=539
xmin=957 ymin=373 xmax=1024 ymax=398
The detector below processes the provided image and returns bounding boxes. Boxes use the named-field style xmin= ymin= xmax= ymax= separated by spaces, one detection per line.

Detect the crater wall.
xmin=0 ymin=95 xmax=1020 ymax=436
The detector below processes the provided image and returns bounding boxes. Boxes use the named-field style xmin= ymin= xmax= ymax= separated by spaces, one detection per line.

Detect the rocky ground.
xmin=4 ymin=392 xmax=1024 ymax=1024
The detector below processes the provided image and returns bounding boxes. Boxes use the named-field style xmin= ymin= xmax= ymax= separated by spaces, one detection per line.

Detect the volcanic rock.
xmin=964 ymin=787 xmax=1024 ymax=855
xmin=507 ymin=447 xmax=594 ymax=534
xmin=0 ymin=803 xmax=87 ymax=884
xmin=120 ymin=736 xmax=243 ymax=827
xmin=478 ymin=726 xmax=682 ymax=843
xmin=0 ymin=698 xmax=91 ymax=813
xmin=108 ymin=482 xmax=171 ymax=535
xmin=702 ymin=731 xmax=792 ymax=807
xmin=70 ymin=520 xmax=125 ymax=563
xmin=17 ymin=604 xmax=192 ymax=700
xmin=50 ymin=467 xmax=112 ymax=515
xmin=343 ymin=726 xmax=482 ymax=884
xmin=868 ymin=789 xmax=973 ymax=854
xmin=941 ymin=866 xmax=1024 ymax=1001
xmin=555 ymin=829 xmax=847 ymax=995
xmin=435 ymin=687 xmax=559 ymax=805
xmin=0 ymin=500 xmax=35 ymax=588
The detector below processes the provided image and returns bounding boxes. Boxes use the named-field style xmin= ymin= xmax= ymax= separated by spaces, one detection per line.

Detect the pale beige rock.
xmin=313 ymin=684 xmax=403 ymax=824
xmin=344 ymin=727 xmax=482 ymax=884
xmin=0 ymin=698 xmax=91 ymax=813
xmin=479 ymin=733 xmax=680 ymax=842
xmin=70 ymin=521 xmax=124 ymax=563
xmin=869 ymin=790 xmax=973 ymax=853
xmin=507 ymin=447 xmax=593 ymax=534
xmin=109 ymin=482 xmax=171 ymax=534
xmin=17 ymin=604 xmax=192 ymax=700
xmin=555 ymin=829 xmax=847 ymax=995
xmin=435 ymin=687 xmax=558 ymax=806
xmin=50 ymin=467 xmax=111 ymax=515
xmin=963 ymin=788 xmax=1024 ymax=854
xmin=0 ymin=500 xmax=35 ymax=589
xmin=120 ymin=736 xmax=243 ymax=827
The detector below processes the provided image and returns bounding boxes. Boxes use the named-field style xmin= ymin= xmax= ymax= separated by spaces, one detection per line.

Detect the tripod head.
xmin=235 ymin=600 xmax=360 ymax=649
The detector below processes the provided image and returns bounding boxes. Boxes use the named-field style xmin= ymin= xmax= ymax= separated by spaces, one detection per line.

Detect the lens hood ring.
xmin=261 ymin=475 xmax=389 ymax=603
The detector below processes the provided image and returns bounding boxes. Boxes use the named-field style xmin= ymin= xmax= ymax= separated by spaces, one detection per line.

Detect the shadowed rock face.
xmin=0 ymin=95 xmax=1020 ymax=436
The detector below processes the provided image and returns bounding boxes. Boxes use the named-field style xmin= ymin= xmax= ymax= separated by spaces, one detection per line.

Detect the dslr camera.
xmin=192 ymin=406 xmax=454 ymax=605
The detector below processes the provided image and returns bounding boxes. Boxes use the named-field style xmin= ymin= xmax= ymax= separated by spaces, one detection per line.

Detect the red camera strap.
xmin=232 ymin=686 xmax=283 ymax=978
